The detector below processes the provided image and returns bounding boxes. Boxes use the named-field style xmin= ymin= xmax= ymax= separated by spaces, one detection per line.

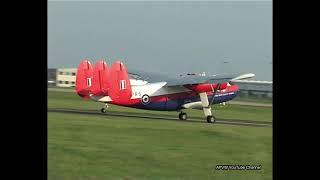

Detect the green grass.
xmin=48 ymin=90 xmax=272 ymax=180
xmin=48 ymin=91 xmax=272 ymax=122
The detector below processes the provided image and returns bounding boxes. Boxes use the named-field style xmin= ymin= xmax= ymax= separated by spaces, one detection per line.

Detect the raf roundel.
xmin=141 ymin=94 xmax=151 ymax=105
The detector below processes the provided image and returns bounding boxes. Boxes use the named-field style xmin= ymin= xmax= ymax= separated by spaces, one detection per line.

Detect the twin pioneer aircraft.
xmin=76 ymin=60 xmax=254 ymax=123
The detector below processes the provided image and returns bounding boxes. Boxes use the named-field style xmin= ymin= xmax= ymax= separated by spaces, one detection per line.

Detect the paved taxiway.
xmin=48 ymin=108 xmax=272 ymax=128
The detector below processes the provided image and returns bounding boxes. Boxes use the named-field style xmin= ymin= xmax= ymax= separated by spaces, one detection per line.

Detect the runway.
xmin=48 ymin=108 xmax=272 ymax=128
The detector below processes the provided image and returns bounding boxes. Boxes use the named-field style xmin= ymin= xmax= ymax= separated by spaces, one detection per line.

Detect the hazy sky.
xmin=48 ymin=1 xmax=272 ymax=80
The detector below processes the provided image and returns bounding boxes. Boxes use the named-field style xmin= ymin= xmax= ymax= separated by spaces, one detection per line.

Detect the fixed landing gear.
xmin=101 ymin=108 xmax=107 ymax=113
xmin=206 ymin=115 xmax=216 ymax=123
xmin=100 ymin=104 xmax=109 ymax=113
xmin=197 ymin=83 xmax=221 ymax=124
xmin=179 ymin=112 xmax=187 ymax=120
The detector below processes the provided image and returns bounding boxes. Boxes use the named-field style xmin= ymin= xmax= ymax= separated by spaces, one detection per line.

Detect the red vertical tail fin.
xmin=91 ymin=60 xmax=110 ymax=96
xmin=75 ymin=60 xmax=93 ymax=98
xmin=108 ymin=61 xmax=132 ymax=105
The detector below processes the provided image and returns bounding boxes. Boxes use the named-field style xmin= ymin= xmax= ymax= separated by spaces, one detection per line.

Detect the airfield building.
xmin=48 ymin=68 xmax=57 ymax=86
xmin=232 ymin=80 xmax=272 ymax=98
xmin=56 ymin=68 xmax=77 ymax=87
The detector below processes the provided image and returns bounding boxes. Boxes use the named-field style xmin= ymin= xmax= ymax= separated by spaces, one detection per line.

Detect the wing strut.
xmin=199 ymin=83 xmax=221 ymax=123
xmin=199 ymin=92 xmax=212 ymax=116
xmin=209 ymin=83 xmax=221 ymax=106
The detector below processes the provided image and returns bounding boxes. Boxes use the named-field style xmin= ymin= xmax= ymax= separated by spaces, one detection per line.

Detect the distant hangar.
xmin=232 ymin=80 xmax=272 ymax=98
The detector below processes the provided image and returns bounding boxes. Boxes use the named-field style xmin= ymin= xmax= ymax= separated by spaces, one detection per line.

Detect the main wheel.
xmin=179 ymin=112 xmax=187 ymax=120
xmin=206 ymin=115 xmax=216 ymax=123
xmin=101 ymin=108 xmax=107 ymax=113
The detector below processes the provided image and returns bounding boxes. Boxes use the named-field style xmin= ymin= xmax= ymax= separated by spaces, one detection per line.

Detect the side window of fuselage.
xmin=87 ymin=78 xmax=91 ymax=87
xmin=120 ymin=80 xmax=126 ymax=90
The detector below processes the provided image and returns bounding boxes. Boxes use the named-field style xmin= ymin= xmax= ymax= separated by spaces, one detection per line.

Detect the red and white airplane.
xmin=76 ymin=59 xmax=254 ymax=123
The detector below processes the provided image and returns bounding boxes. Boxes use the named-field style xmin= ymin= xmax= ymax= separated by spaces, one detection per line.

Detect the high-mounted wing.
xmin=128 ymin=70 xmax=176 ymax=83
xmin=128 ymin=69 xmax=254 ymax=86
xmin=164 ymin=73 xmax=255 ymax=87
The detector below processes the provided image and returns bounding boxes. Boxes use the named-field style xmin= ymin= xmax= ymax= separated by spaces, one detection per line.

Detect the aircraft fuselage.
xmin=92 ymin=83 xmax=239 ymax=111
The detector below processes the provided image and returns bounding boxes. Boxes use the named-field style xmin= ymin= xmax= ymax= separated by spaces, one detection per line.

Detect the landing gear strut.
xmin=100 ymin=104 xmax=109 ymax=113
xmin=199 ymin=83 xmax=221 ymax=124
xmin=179 ymin=112 xmax=187 ymax=120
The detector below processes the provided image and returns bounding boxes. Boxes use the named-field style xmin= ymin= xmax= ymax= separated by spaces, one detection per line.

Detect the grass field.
xmin=48 ymin=91 xmax=272 ymax=180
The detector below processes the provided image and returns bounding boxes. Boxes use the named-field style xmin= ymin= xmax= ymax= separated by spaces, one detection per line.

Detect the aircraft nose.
xmin=234 ymin=84 xmax=240 ymax=92
xmin=229 ymin=84 xmax=240 ymax=95
xmin=229 ymin=84 xmax=239 ymax=92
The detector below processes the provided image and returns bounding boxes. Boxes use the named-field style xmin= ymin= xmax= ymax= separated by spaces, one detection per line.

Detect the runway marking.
xmin=48 ymin=108 xmax=272 ymax=128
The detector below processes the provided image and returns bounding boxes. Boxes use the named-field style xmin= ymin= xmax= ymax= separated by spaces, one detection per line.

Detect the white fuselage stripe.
xmin=130 ymin=83 xmax=191 ymax=99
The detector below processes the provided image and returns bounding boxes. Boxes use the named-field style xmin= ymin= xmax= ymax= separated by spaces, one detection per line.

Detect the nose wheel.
xmin=206 ymin=115 xmax=216 ymax=123
xmin=100 ymin=104 xmax=109 ymax=113
xmin=179 ymin=112 xmax=187 ymax=120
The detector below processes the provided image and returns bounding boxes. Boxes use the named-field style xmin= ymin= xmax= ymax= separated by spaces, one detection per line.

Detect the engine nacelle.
xmin=184 ymin=82 xmax=228 ymax=93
